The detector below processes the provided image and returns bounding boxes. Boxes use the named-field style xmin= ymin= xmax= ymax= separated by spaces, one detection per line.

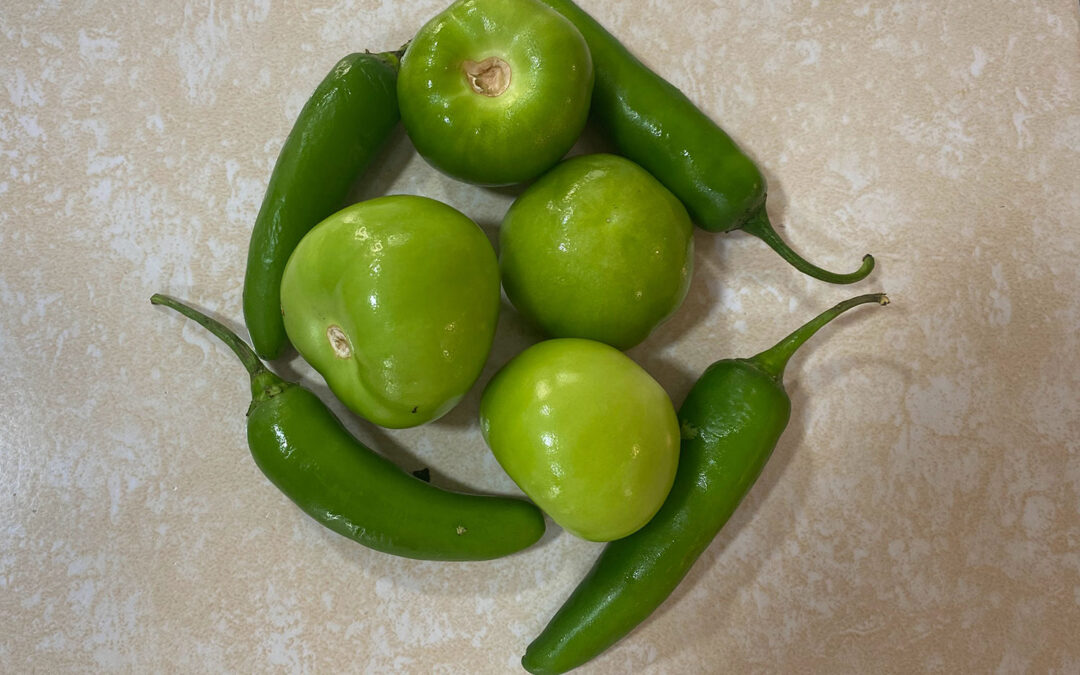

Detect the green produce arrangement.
xmin=153 ymin=0 xmax=889 ymax=670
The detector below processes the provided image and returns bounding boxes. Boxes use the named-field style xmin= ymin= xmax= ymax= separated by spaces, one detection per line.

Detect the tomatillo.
xmin=479 ymin=339 xmax=680 ymax=542
xmin=397 ymin=0 xmax=594 ymax=186
xmin=280 ymin=195 xmax=499 ymax=429
xmin=500 ymin=153 xmax=694 ymax=350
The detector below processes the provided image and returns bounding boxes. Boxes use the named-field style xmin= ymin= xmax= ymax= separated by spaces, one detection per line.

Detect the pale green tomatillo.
xmin=281 ymin=195 xmax=500 ymax=429
xmin=500 ymin=154 xmax=694 ymax=350
xmin=480 ymin=338 xmax=680 ymax=541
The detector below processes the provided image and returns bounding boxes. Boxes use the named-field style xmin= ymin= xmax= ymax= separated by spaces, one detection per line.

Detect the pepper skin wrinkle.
xmin=535 ymin=0 xmax=875 ymax=284
xmin=522 ymin=294 xmax=889 ymax=673
xmin=152 ymin=294 xmax=545 ymax=561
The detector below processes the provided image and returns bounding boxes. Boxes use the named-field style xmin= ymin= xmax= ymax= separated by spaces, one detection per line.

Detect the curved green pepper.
xmin=243 ymin=51 xmax=401 ymax=360
xmin=522 ymin=293 xmax=889 ymax=673
xmin=536 ymin=0 xmax=874 ymax=284
xmin=152 ymin=294 xmax=545 ymax=561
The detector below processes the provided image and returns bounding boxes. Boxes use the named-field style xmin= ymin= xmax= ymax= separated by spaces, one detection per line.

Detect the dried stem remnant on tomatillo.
xmin=464 ymin=57 xmax=511 ymax=96
xmin=326 ymin=325 xmax=351 ymax=359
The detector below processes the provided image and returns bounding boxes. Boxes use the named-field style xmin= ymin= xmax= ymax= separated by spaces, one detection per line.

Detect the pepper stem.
xmin=751 ymin=293 xmax=889 ymax=380
xmin=364 ymin=47 xmax=407 ymax=71
xmin=740 ymin=207 xmax=875 ymax=284
xmin=150 ymin=294 xmax=266 ymax=378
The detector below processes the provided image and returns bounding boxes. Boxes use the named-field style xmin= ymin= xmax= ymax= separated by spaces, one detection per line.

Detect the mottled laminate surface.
xmin=2 ymin=1 xmax=1078 ymax=672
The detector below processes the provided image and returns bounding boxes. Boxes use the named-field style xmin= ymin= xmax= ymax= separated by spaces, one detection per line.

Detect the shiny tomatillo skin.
xmin=499 ymin=154 xmax=694 ymax=350
xmin=535 ymin=0 xmax=874 ymax=284
xmin=522 ymin=293 xmax=889 ymax=674
xmin=480 ymin=339 xmax=680 ymax=542
xmin=243 ymin=51 xmax=402 ymax=360
xmin=280 ymin=195 xmax=500 ymax=429
xmin=151 ymin=294 xmax=545 ymax=561
xmin=397 ymin=0 xmax=594 ymax=186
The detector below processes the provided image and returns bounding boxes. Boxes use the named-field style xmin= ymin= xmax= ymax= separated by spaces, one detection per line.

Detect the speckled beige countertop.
xmin=2 ymin=0 xmax=1078 ymax=672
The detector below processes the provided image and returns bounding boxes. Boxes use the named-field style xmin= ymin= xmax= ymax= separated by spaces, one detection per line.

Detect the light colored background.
xmin=2 ymin=0 xmax=1078 ymax=672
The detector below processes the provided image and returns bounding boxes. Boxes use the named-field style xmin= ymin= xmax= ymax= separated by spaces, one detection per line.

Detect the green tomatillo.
xmin=397 ymin=0 xmax=594 ymax=186
xmin=280 ymin=195 xmax=500 ymax=429
xmin=500 ymin=153 xmax=694 ymax=350
xmin=479 ymin=338 xmax=680 ymax=542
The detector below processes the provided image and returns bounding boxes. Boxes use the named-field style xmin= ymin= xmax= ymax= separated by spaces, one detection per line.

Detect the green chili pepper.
xmin=536 ymin=0 xmax=874 ymax=284
xmin=152 ymin=294 xmax=546 ymax=561
xmin=243 ymin=51 xmax=401 ymax=360
xmin=522 ymin=293 xmax=889 ymax=674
